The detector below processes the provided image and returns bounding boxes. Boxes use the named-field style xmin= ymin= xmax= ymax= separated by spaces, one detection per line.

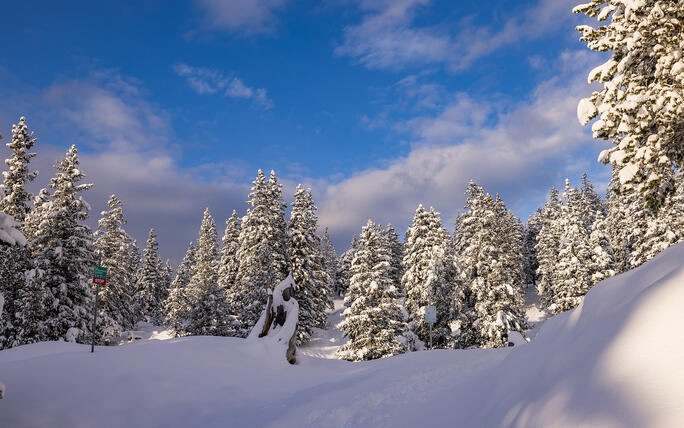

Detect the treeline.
xmin=336 ymin=172 xmax=684 ymax=360
xmin=1 ymin=116 xmax=683 ymax=362
xmin=0 ymin=117 xmax=339 ymax=349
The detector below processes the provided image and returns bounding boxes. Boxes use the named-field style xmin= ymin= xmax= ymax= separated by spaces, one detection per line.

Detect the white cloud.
xmin=174 ymin=64 xmax=274 ymax=109
xmin=316 ymin=50 xmax=606 ymax=245
xmin=335 ymin=0 xmax=578 ymax=71
xmin=13 ymin=71 xmax=251 ymax=263
xmin=194 ymin=0 xmax=288 ymax=36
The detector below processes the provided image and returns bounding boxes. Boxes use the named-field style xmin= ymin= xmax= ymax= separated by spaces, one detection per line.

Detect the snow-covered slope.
xmin=2 ymin=243 xmax=684 ymax=428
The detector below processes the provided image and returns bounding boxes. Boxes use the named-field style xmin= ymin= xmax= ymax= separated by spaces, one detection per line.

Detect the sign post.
xmin=424 ymin=305 xmax=436 ymax=350
xmin=91 ymin=265 xmax=108 ymax=353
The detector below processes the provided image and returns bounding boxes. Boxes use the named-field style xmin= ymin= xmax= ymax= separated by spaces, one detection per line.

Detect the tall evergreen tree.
xmin=383 ymin=224 xmax=404 ymax=292
xmin=336 ymin=235 xmax=358 ymax=296
xmin=550 ymin=181 xmax=594 ymax=314
xmin=456 ymin=182 xmax=525 ymax=348
xmin=218 ymin=210 xmax=241 ymax=294
xmin=320 ymin=228 xmax=339 ymax=299
xmin=0 ymin=116 xmax=38 ymax=225
xmin=338 ymin=220 xmax=406 ymax=361
xmin=535 ymin=187 xmax=563 ymax=307
xmin=164 ymin=242 xmax=196 ymax=334
xmin=185 ymin=208 xmax=226 ymax=335
xmin=25 ymin=145 xmax=95 ymax=342
xmin=521 ymin=208 xmax=542 ymax=286
xmin=94 ymin=195 xmax=137 ymax=338
xmin=402 ymin=205 xmax=462 ymax=349
xmin=0 ymin=118 xmax=38 ymax=348
xmin=233 ymin=170 xmax=283 ymax=336
xmin=575 ymin=0 xmax=684 ymax=210
xmin=267 ymin=170 xmax=290 ymax=279
xmin=134 ymin=229 xmax=164 ymax=324
xmin=288 ymin=185 xmax=331 ymax=343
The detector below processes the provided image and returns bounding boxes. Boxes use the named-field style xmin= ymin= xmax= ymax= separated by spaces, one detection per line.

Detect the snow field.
xmin=1 ymin=243 xmax=684 ymax=427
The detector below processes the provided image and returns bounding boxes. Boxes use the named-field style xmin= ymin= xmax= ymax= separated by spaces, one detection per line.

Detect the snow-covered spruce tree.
xmin=535 ymin=187 xmax=563 ymax=307
xmin=336 ymin=235 xmax=358 ymax=297
xmin=522 ymin=208 xmax=542 ymax=287
xmin=185 ymin=208 xmax=227 ymax=335
xmin=383 ymin=224 xmax=404 ymax=293
xmin=164 ymin=242 xmax=196 ymax=334
xmin=550 ymin=181 xmax=594 ymax=314
xmin=320 ymin=228 xmax=339 ymax=298
xmin=402 ymin=205 xmax=462 ymax=349
xmin=0 ymin=116 xmax=38 ymax=225
xmin=0 ymin=119 xmax=38 ymax=348
xmin=267 ymin=170 xmax=290 ymax=279
xmin=574 ymin=0 xmax=684 ymax=210
xmin=232 ymin=170 xmax=285 ymax=336
xmin=134 ymin=229 xmax=164 ymax=324
xmin=457 ymin=182 xmax=526 ymax=348
xmin=288 ymin=185 xmax=331 ymax=343
xmin=25 ymin=145 xmax=95 ymax=342
xmin=338 ymin=220 xmax=407 ymax=361
xmin=218 ymin=211 xmax=241 ymax=295
xmin=93 ymin=195 xmax=137 ymax=338
xmin=580 ymin=173 xmax=606 ymax=223
xmin=588 ymin=210 xmax=616 ymax=284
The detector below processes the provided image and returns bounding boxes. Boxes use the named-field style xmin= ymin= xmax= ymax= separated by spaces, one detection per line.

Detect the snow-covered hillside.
xmin=2 ymin=243 xmax=684 ymax=428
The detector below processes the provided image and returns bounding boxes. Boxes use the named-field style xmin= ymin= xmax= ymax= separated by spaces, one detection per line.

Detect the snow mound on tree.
xmin=1 ymin=243 xmax=684 ymax=427
xmin=0 ymin=212 xmax=27 ymax=246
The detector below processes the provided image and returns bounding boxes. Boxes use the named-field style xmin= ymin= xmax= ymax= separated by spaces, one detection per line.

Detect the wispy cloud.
xmin=193 ymin=0 xmax=288 ymax=36
xmin=335 ymin=0 xmax=577 ymax=71
xmin=173 ymin=64 xmax=274 ymax=109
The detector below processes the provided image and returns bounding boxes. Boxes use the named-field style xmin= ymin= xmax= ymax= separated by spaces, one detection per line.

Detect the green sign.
xmin=93 ymin=265 xmax=108 ymax=279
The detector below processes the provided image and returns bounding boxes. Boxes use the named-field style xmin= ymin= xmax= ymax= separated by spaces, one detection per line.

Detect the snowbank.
xmin=1 ymin=243 xmax=683 ymax=427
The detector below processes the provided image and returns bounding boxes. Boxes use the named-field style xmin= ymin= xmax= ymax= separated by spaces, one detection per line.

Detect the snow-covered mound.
xmin=2 ymin=243 xmax=684 ymax=427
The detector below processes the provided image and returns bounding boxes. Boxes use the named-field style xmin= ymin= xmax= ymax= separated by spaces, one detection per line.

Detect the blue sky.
xmin=0 ymin=0 xmax=611 ymax=262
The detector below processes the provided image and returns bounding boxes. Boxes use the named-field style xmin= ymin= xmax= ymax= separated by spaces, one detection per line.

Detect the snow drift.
xmin=1 ymin=243 xmax=684 ymax=427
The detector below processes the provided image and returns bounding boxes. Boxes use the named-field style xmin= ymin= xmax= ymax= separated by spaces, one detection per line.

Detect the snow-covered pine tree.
xmin=574 ymin=0 xmax=684 ymax=210
xmin=25 ymin=145 xmax=95 ymax=343
xmin=550 ymin=180 xmax=594 ymax=314
xmin=588 ymin=210 xmax=616 ymax=285
xmin=338 ymin=219 xmax=406 ymax=361
xmin=0 ymin=116 xmax=38 ymax=225
xmin=218 ymin=210 xmax=241 ymax=294
xmin=535 ymin=187 xmax=563 ymax=307
xmin=185 ymin=208 xmax=226 ymax=335
xmin=233 ymin=170 xmax=283 ymax=336
xmin=383 ymin=224 xmax=404 ymax=293
xmin=336 ymin=235 xmax=358 ymax=296
xmin=320 ymin=228 xmax=339 ymax=298
xmin=134 ymin=229 xmax=164 ymax=324
xmin=521 ymin=208 xmax=542 ymax=287
xmin=402 ymin=205 xmax=462 ymax=349
xmin=457 ymin=182 xmax=526 ymax=348
xmin=0 ymin=118 xmax=38 ymax=348
xmin=580 ymin=173 xmax=606 ymax=223
xmin=94 ymin=195 xmax=136 ymax=339
xmin=288 ymin=185 xmax=331 ymax=343
xmin=164 ymin=242 xmax=196 ymax=334
xmin=267 ymin=170 xmax=290 ymax=280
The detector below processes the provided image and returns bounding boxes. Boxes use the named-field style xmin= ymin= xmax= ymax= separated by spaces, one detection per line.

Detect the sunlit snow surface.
xmin=2 ymin=243 xmax=684 ymax=427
